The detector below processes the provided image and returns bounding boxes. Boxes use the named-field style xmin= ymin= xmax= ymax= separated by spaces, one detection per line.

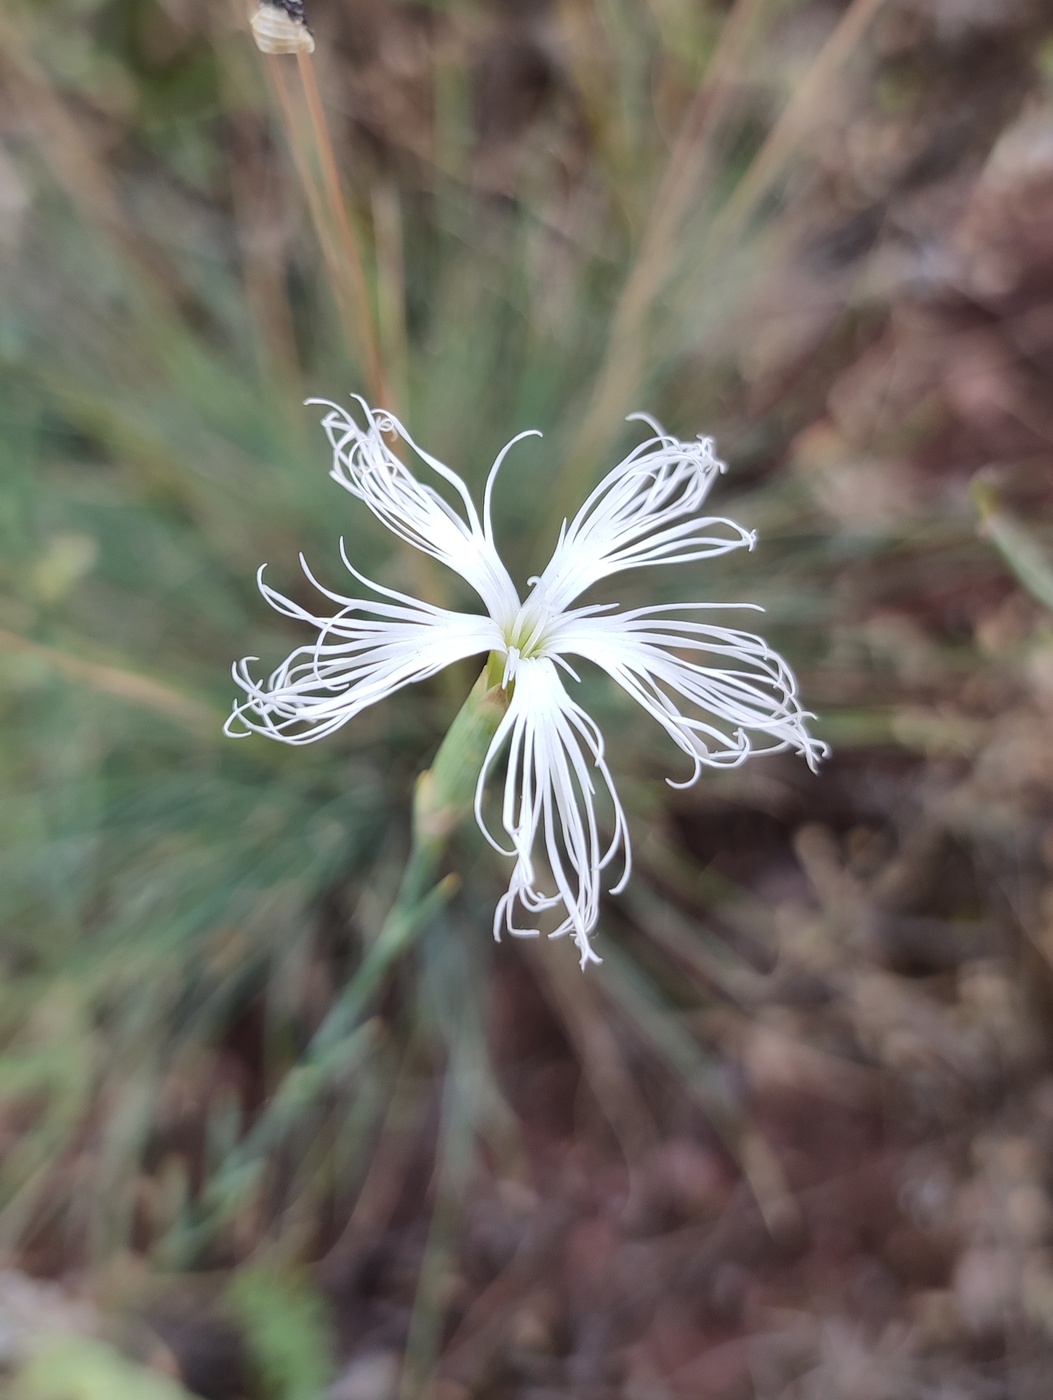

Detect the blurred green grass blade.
xmin=12 ymin=1338 xmax=196 ymax=1400
xmin=227 ymin=1267 xmax=336 ymax=1400
xmin=399 ymin=1054 xmax=477 ymax=1400
xmin=974 ymin=477 xmax=1053 ymax=612
xmin=598 ymin=942 xmax=795 ymax=1229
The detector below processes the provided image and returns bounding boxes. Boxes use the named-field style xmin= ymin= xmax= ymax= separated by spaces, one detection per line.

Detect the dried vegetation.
xmin=2 ymin=0 xmax=1053 ymax=1397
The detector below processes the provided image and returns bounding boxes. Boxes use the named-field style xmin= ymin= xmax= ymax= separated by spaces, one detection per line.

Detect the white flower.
xmin=227 ymin=398 xmax=826 ymax=966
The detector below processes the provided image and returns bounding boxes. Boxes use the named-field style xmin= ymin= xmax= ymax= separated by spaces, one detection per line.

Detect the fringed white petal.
xmin=474 ymin=656 xmax=629 ymax=968
xmin=548 ymin=604 xmax=829 ymax=780
xmin=226 ymin=561 xmax=501 ymax=744
xmin=308 ymin=395 xmax=521 ymax=627
xmin=531 ymin=415 xmax=752 ymax=613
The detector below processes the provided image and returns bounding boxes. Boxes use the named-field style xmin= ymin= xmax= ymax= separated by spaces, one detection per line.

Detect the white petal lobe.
xmin=549 ymin=605 xmax=828 ymax=776
xmin=532 ymin=417 xmax=751 ymax=612
xmin=226 ymin=564 xmax=501 ymax=744
xmin=310 ymin=396 xmax=520 ymax=626
xmin=475 ymin=657 xmax=628 ymax=968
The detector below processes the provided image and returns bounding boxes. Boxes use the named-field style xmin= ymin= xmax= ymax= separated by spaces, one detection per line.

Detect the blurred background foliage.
xmin=2 ymin=0 xmax=1053 ymax=1396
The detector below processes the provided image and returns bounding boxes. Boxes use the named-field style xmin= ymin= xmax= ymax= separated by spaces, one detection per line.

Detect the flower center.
xmin=499 ymin=605 xmax=551 ymax=686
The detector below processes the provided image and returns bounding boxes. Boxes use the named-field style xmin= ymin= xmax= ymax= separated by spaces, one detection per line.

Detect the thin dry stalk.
xmin=437 ymin=1200 xmax=578 ymax=1388
xmin=703 ymin=0 xmax=888 ymax=257
xmin=0 ymin=12 xmax=198 ymax=319
xmin=551 ymin=0 xmax=888 ymax=525
xmin=0 ymin=629 xmax=219 ymax=734
xmin=399 ymin=1066 xmax=476 ymax=1400
xmin=371 ymin=181 xmax=410 ymax=419
xmin=212 ymin=27 xmax=303 ymax=386
xmin=295 ymin=50 xmax=389 ymax=410
xmin=268 ymin=57 xmax=444 ymax=601
xmin=553 ymin=0 xmax=637 ymax=228
xmin=597 ymin=950 xmax=799 ymax=1237
xmin=267 ymin=57 xmax=367 ymax=375
xmin=226 ymin=114 xmax=304 ymax=388
xmin=549 ymin=0 xmax=766 ymax=525
xmin=319 ymin=1105 xmax=423 ymax=1271
xmin=526 ymin=941 xmax=658 ymax=1163
xmin=617 ymin=0 xmax=768 ymax=310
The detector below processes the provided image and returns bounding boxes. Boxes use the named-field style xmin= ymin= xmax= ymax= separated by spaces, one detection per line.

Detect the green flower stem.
xmin=184 ymin=664 xmax=511 ymax=1251
xmin=311 ymin=661 xmax=509 ymax=1055
xmin=411 ymin=653 xmax=510 ymax=859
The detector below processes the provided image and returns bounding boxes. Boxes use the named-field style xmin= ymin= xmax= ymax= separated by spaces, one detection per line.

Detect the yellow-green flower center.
xmin=503 ymin=605 xmax=549 ymax=660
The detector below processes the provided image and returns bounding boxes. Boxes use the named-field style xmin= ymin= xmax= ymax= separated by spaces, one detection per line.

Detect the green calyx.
xmin=412 ymin=660 xmax=510 ymax=848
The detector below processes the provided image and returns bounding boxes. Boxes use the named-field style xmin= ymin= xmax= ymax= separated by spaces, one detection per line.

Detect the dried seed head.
xmin=250 ymin=0 xmax=315 ymax=55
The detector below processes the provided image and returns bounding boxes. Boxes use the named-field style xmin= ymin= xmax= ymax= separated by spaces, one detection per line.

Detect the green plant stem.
xmin=309 ymin=661 xmax=509 ymax=1057
xmin=399 ymin=1054 xmax=476 ymax=1400
xmin=177 ymin=665 xmax=510 ymax=1255
xmin=974 ymin=477 xmax=1053 ymax=613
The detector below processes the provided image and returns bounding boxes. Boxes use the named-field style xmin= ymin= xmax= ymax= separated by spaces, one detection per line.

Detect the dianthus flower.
xmin=227 ymin=399 xmax=825 ymax=965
